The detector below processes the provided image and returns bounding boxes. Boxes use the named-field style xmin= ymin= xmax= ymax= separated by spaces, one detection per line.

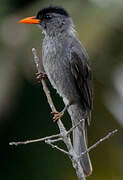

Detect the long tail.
xmin=68 ymin=104 xmax=92 ymax=177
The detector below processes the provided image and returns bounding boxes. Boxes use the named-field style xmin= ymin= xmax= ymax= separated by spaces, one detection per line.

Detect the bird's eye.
xmin=37 ymin=14 xmax=42 ymax=20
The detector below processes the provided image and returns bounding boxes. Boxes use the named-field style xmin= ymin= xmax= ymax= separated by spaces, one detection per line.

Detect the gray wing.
xmin=70 ymin=50 xmax=93 ymax=124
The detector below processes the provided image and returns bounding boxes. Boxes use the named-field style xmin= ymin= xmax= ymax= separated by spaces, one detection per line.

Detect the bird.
xmin=19 ymin=6 xmax=93 ymax=176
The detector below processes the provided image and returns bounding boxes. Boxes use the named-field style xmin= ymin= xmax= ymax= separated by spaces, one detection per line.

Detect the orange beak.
xmin=18 ymin=16 xmax=40 ymax=24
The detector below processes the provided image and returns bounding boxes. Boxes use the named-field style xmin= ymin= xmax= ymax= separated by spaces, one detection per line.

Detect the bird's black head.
xmin=36 ymin=6 xmax=69 ymax=20
xmin=36 ymin=6 xmax=72 ymax=36
xmin=19 ymin=6 xmax=73 ymax=36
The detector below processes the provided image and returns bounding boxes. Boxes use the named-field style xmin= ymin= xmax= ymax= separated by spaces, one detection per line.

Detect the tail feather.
xmin=67 ymin=104 xmax=92 ymax=177
xmin=73 ymin=121 xmax=92 ymax=176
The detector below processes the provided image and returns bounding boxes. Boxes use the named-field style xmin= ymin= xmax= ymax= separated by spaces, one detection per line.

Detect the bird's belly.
xmin=43 ymin=54 xmax=78 ymax=103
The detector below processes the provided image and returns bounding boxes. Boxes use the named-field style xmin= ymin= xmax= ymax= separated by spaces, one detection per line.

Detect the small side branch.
xmin=9 ymin=133 xmax=60 ymax=146
xmin=45 ymin=140 xmax=70 ymax=155
xmin=67 ymin=119 xmax=84 ymax=135
xmin=79 ymin=129 xmax=118 ymax=159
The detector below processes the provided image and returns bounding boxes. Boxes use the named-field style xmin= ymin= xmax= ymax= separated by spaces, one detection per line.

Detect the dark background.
xmin=0 ymin=0 xmax=123 ymax=179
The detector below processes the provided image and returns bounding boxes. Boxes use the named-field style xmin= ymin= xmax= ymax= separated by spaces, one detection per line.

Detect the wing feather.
xmin=70 ymin=51 xmax=93 ymax=124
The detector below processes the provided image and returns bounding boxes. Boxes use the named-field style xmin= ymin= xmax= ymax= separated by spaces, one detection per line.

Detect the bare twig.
xmin=9 ymin=133 xmax=60 ymax=146
xmin=45 ymin=138 xmax=62 ymax=143
xmin=79 ymin=129 xmax=118 ymax=159
xmin=67 ymin=119 xmax=84 ymax=135
xmin=45 ymin=140 xmax=70 ymax=155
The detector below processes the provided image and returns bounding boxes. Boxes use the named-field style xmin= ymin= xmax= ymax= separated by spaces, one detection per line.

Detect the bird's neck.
xmin=43 ymin=26 xmax=76 ymax=42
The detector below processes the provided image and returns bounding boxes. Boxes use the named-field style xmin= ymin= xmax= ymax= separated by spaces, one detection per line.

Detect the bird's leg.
xmin=36 ymin=72 xmax=47 ymax=82
xmin=51 ymin=104 xmax=70 ymax=122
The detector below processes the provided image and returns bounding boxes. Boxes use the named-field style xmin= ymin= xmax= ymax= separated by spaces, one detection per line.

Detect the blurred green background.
xmin=0 ymin=0 xmax=123 ymax=179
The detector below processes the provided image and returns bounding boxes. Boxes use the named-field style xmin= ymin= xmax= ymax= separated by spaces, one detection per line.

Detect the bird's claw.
xmin=51 ymin=110 xmax=64 ymax=122
xmin=36 ymin=72 xmax=47 ymax=82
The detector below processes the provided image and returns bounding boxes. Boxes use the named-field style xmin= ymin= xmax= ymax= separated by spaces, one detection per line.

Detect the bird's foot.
xmin=51 ymin=110 xmax=64 ymax=122
xmin=51 ymin=104 xmax=70 ymax=122
xmin=36 ymin=72 xmax=47 ymax=82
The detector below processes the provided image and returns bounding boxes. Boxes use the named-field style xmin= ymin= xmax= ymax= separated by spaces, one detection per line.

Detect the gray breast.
xmin=42 ymin=36 xmax=79 ymax=102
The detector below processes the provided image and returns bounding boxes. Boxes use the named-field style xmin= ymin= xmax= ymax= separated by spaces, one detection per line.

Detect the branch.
xmin=45 ymin=140 xmax=70 ymax=155
xmin=9 ymin=48 xmax=118 ymax=180
xmin=9 ymin=133 xmax=60 ymax=146
xmin=79 ymin=129 xmax=118 ymax=159
xmin=67 ymin=119 xmax=84 ymax=135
